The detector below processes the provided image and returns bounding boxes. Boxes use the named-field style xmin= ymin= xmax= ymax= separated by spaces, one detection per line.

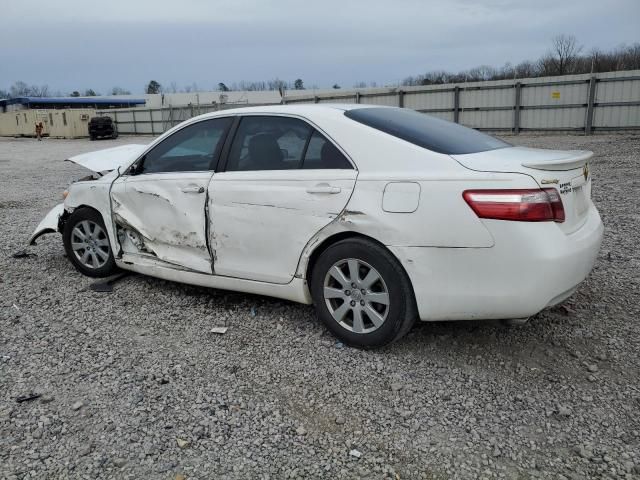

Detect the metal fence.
xmin=97 ymin=103 xmax=269 ymax=135
xmin=100 ymin=70 xmax=640 ymax=136
xmin=284 ymin=70 xmax=640 ymax=134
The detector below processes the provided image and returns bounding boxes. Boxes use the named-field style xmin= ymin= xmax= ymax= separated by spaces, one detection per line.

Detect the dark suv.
xmin=88 ymin=116 xmax=118 ymax=140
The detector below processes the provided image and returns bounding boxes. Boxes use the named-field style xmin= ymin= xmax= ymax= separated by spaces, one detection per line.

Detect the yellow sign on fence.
xmin=551 ymin=91 xmax=561 ymax=99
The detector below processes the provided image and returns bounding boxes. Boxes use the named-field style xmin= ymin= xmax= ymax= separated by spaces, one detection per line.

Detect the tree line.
xmin=0 ymin=82 xmax=131 ymax=99
xmin=146 ymin=78 xmax=308 ymax=94
xmin=402 ymin=35 xmax=640 ymax=86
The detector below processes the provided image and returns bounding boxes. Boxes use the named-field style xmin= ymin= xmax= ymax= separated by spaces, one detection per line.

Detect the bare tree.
xmin=549 ymin=34 xmax=583 ymax=75
xmin=267 ymin=78 xmax=288 ymax=91
xmin=111 ymin=86 xmax=131 ymax=95
xmin=29 ymin=84 xmax=50 ymax=97
xmin=514 ymin=61 xmax=537 ymax=78
xmin=10 ymin=81 xmax=30 ymax=97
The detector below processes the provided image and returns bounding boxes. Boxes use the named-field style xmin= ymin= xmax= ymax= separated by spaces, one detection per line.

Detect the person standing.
xmin=35 ymin=121 xmax=44 ymax=141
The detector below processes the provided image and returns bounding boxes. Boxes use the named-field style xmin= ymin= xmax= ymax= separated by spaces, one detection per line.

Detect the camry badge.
xmin=540 ymin=179 xmax=559 ymax=184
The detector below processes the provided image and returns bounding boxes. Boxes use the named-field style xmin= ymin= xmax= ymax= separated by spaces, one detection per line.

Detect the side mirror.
xmin=129 ymin=157 xmax=145 ymax=175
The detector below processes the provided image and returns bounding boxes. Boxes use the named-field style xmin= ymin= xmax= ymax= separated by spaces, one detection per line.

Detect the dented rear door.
xmin=209 ymin=115 xmax=357 ymax=284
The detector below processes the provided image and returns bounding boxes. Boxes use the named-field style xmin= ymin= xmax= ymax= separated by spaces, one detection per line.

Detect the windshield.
xmin=344 ymin=107 xmax=511 ymax=155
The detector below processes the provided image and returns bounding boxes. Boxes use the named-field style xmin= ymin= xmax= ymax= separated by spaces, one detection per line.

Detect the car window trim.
xmin=208 ymin=117 xmax=235 ymax=171
xmin=298 ymin=129 xmax=314 ymax=169
xmin=215 ymin=116 xmax=241 ymax=173
xmin=216 ymin=113 xmax=356 ymax=173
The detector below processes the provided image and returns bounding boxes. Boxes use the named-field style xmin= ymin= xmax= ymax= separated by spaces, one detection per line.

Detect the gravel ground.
xmin=1 ymin=133 xmax=639 ymax=480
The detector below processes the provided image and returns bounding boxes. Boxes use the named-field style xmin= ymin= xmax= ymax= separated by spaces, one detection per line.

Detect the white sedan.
xmin=30 ymin=105 xmax=603 ymax=347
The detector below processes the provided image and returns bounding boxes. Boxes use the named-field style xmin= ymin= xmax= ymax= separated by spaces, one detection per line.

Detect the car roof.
xmin=195 ymin=103 xmax=385 ymax=119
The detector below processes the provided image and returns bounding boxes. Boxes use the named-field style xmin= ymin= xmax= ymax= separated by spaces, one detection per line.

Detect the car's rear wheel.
xmin=310 ymin=238 xmax=416 ymax=348
xmin=63 ymin=208 xmax=118 ymax=278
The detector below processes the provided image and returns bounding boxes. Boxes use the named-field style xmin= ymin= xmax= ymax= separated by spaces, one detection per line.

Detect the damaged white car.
xmin=30 ymin=105 xmax=604 ymax=347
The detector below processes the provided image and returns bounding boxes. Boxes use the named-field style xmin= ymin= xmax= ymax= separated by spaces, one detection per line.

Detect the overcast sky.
xmin=1 ymin=0 xmax=638 ymax=94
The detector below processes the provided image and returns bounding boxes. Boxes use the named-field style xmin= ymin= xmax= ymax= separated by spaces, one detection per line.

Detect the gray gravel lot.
xmin=1 ymin=133 xmax=639 ymax=479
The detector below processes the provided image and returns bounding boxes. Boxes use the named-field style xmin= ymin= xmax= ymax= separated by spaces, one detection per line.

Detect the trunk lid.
xmin=452 ymin=146 xmax=593 ymax=234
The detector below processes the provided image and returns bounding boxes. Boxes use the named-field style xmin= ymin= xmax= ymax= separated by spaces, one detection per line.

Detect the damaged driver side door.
xmin=110 ymin=117 xmax=232 ymax=273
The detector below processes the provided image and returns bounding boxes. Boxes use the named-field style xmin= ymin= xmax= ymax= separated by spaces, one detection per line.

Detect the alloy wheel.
xmin=70 ymin=220 xmax=110 ymax=269
xmin=323 ymin=258 xmax=390 ymax=334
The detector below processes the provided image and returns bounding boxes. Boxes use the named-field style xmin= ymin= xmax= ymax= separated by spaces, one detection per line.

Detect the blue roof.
xmin=0 ymin=96 xmax=146 ymax=107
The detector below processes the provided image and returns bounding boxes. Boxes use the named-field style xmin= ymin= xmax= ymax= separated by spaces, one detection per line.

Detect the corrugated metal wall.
xmin=97 ymin=104 xmax=269 ymax=135
xmin=285 ymin=70 xmax=640 ymax=134
xmin=95 ymin=70 xmax=639 ymax=136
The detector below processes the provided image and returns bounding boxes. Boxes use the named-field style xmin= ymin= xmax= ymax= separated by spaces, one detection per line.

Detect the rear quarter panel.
xmin=301 ymin=111 xmax=541 ymax=249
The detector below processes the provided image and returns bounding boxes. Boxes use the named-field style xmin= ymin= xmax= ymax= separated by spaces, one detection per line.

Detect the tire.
xmin=63 ymin=208 xmax=118 ymax=278
xmin=310 ymin=238 xmax=417 ymax=348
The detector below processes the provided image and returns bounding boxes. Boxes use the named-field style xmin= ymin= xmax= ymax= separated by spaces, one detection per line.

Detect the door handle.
xmin=306 ymin=183 xmax=341 ymax=194
xmin=181 ymin=186 xmax=205 ymax=194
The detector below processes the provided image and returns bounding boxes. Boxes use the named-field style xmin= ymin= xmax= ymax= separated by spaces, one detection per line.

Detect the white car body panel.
xmin=392 ymin=203 xmax=603 ymax=320
xmin=111 ymin=172 xmax=214 ymax=273
xmin=451 ymin=146 xmax=593 ymax=172
xmin=116 ymin=253 xmax=312 ymax=304
xmin=29 ymin=104 xmax=604 ymax=322
xmin=67 ymin=144 xmax=147 ymax=173
xmin=29 ymin=203 xmax=65 ymax=245
xmin=209 ymin=169 xmax=357 ymax=284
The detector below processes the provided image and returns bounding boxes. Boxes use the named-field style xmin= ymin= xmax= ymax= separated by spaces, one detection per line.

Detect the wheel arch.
xmin=64 ymin=202 xmax=120 ymax=255
xmin=303 ymin=231 xmax=418 ymax=308
xmin=64 ymin=204 xmax=105 ymax=230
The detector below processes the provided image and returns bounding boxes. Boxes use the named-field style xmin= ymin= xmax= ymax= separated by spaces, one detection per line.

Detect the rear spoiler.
xmin=521 ymin=150 xmax=593 ymax=171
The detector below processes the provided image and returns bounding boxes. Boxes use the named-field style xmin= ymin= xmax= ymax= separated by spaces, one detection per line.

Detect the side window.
xmin=226 ymin=116 xmax=312 ymax=171
xmin=140 ymin=117 xmax=231 ymax=174
xmin=302 ymin=131 xmax=352 ymax=169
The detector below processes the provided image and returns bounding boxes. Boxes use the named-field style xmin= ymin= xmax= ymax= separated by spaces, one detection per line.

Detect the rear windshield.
xmin=344 ymin=107 xmax=510 ymax=155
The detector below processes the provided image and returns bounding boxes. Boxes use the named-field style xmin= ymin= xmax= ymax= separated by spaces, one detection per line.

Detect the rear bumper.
xmin=390 ymin=203 xmax=603 ymax=321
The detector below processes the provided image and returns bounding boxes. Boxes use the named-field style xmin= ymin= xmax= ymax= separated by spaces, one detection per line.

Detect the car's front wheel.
xmin=310 ymin=238 xmax=416 ymax=348
xmin=63 ymin=208 xmax=118 ymax=278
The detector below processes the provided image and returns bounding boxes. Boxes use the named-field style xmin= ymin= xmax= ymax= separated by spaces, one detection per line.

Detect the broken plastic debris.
xmin=176 ymin=438 xmax=190 ymax=449
xmin=349 ymin=449 xmax=362 ymax=458
xmin=12 ymin=249 xmax=36 ymax=259
xmin=16 ymin=393 xmax=41 ymax=403
xmin=210 ymin=326 xmax=228 ymax=335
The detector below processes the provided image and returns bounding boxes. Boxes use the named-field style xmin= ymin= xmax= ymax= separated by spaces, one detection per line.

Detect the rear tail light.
xmin=463 ymin=188 xmax=565 ymax=222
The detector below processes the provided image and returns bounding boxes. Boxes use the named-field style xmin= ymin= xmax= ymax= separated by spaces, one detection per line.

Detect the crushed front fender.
xmin=28 ymin=203 xmax=65 ymax=245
